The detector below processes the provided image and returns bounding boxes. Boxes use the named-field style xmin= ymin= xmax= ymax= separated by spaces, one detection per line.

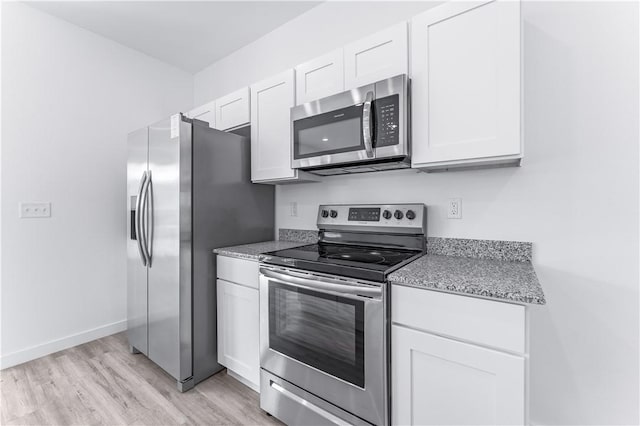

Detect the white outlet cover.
xmin=20 ymin=202 xmax=51 ymax=218
xmin=448 ymin=198 xmax=461 ymax=219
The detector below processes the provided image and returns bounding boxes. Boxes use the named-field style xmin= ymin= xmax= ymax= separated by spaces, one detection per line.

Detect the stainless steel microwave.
xmin=291 ymin=74 xmax=409 ymax=175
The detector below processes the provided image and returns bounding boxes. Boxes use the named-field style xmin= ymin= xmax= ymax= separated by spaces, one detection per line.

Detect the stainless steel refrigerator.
xmin=127 ymin=113 xmax=274 ymax=391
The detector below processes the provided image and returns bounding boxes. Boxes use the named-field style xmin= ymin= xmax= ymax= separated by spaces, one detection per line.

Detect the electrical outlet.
xmin=290 ymin=202 xmax=298 ymax=217
xmin=20 ymin=202 xmax=51 ymax=218
xmin=447 ymin=198 xmax=461 ymax=219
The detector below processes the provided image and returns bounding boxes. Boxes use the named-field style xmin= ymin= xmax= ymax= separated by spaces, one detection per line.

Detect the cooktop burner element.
xmin=260 ymin=203 xmax=427 ymax=282
xmin=326 ymin=247 xmax=395 ymax=264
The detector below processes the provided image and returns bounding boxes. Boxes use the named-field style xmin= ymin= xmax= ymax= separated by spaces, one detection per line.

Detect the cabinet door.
xmin=411 ymin=0 xmax=521 ymax=167
xmin=392 ymin=325 xmax=525 ymax=425
xmin=186 ymin=99 xmax=216 ymax=128
xmin=250 ymin=69 xmax=297 ymax=182
xmin=215 ymin=87 xmax=250 ymax=130
xmin=295 ymin=49 xmax=344 ymax=105
xmin=217 ymin=279 xmax=260 ymax=388
xmin=344 ymin=22 xmax=408 ymax=89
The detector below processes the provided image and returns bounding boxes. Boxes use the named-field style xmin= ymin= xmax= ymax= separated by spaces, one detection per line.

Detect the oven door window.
xmin=293 ymin=104 xmax=364 ymax=159
xmin=268 ymin=281 xmax=365 ymax=388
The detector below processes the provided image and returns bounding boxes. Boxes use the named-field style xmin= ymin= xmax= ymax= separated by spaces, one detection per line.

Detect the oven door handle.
xmin=362 ymin=90 xmax=374 ymax=158
xmin=260 ymin=267 xmax=382 ymax=298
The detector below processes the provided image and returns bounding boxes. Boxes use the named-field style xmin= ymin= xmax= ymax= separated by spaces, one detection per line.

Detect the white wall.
xmin=1 ymin=3 xmax=193 ymax=368
xmin=194 ymin=1 xmax=440 ymax=105
xmin=194 ymin=1 xmax=639 ymax=424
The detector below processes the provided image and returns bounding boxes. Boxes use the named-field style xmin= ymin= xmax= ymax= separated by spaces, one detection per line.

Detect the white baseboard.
xmin=0 ymin=319 xmax=127 ymax=370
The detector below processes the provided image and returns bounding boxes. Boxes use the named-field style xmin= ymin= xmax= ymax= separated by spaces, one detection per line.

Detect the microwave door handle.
xmin=135 ymin=171 xmax=147 ymax=266
xmin=259 ymin=267 xmax=382 ymax=298
xmin=362 ymin=91 xmax=374 ymax=158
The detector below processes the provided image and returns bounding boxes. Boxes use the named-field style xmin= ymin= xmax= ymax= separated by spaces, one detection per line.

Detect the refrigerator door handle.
xmin=146 ymin=170 xmax=154 ymax=266
xmin=140 ymin=172 xmax=151 ymax=265
xmin=135 ymin=171 xmax=148 ymax=266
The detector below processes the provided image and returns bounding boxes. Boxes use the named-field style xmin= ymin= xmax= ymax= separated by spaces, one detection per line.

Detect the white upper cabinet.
xmin=411 ymin=0 xmax=522 ymax=170
xmin=215 ymin=87 xmax=250 ymax=131
xmin=186 ymin=99 xmax=216 ymax=128
xmin=293 ymin=22 xmax=408 ymax=105
xmin=344 ymin=22 xmax=408 ymax=89
xmin=295 ymin=49 xmax=344 ymax=105
xmin=251 ymin=70 xmax=295 ymax=182
xmin=250 ymin=70 xmax=319 ymax=184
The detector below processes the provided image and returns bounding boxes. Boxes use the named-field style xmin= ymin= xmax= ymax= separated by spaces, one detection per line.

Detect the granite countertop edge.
xmin=213 ymin=240 xmax=309 ymax=261
xmin=388 ymin=254 xmax=546 ymax=306
xmin=390 ymin=277 xmax=545 ymax=305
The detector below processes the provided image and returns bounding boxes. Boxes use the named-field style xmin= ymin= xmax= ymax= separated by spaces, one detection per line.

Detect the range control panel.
xmin=317 ymin=204 xmax=427 ymax=233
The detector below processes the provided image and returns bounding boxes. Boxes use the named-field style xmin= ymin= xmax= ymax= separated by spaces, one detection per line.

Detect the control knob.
xmin=321 ymin=210 xmax=329 ymax=218
xmin=406 ymin=210 xmax=416 ymax=220
xmin=394 ymin=210 xmax=404 ymax=220
xmin=330 ymin=210 xmax=338 ymax=218
xmin=382 ymin=210 xmax=392 ymax=220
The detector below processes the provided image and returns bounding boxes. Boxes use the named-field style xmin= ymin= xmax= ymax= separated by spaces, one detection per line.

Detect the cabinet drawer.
xmin=392 ymin=285 xmax=526 ymax=353
xmin=216 ymin=255 xmax=259 ymax=289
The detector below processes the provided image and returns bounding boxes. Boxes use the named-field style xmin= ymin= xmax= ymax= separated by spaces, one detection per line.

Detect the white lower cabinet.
xmin=392 ymin=285 xmax=528 ymax=425
xmin=392 ymin=325 xmax=525 ymax=425
xmin=216 ymin=256 xmax=260 ymax=391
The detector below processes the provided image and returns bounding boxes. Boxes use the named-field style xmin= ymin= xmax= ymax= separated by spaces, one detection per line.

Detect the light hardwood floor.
xmin=0 ymin=332 xmax=282 ymax=425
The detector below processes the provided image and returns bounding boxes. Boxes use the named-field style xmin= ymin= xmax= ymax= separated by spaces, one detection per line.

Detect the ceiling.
xmin=27 ymin=1 xmax=322 ymax=73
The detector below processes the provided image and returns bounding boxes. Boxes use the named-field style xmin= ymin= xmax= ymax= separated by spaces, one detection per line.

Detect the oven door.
xmin=259 ymin=266 xmax=387 ymax=426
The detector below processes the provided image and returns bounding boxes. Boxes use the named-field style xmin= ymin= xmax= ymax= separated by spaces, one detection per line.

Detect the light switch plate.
xmin=20 ymin=202 xmax=51 ymax=218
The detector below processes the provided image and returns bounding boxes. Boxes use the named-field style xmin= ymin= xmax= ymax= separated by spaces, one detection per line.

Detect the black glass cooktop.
xmin=260 ymin=243 xmax=423 ymax=282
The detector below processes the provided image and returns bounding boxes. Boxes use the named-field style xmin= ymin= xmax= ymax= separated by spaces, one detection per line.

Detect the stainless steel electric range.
xmin=258 ymin=204 xmax=427 ymax=426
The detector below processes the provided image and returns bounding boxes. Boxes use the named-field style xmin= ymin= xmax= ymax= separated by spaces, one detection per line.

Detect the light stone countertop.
xmin=213 ymin=240 xmax=310 ymax=261
xmin=214 ymin=232 xmax=545 ymax=305
xmin=388 ymin=254 xmax=545 ymax=305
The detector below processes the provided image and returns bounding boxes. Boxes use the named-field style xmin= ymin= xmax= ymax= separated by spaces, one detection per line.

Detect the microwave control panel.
xmin=374 ymin=95 xmax=399 ymax=147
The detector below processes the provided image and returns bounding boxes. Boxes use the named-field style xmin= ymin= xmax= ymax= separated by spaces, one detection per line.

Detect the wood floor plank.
xmin=1 ymin=332 xmax=283 ymax=426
